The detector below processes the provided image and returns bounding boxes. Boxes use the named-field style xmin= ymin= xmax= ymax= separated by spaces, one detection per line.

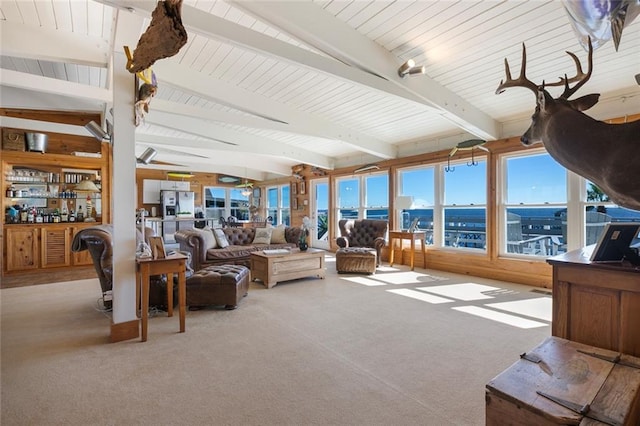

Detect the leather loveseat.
xmin=175 ymin=226 xmax=302 ymax=271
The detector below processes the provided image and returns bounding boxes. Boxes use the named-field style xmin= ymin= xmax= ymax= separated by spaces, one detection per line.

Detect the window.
xmin=229 ymin=188 xmax=250 ymax=220
xmin=364 ymin=174 xmax=389 ymax=219
xmin=443 ymin=159 xmax=487 ymax=251
xmin=501 ymin=152 xmax=566 ymax=257
xmin=397 ymin=166 xmax=435 ymax=244
xmin=582 ymin=180 xmax=640 ymax=246
xmin=335 ymin=173 xmax=388 ymax=222
xmin=266 ymin=184 xmax=290 ymax=226
xmin=204 ymin=187 xmax=250 ymax=224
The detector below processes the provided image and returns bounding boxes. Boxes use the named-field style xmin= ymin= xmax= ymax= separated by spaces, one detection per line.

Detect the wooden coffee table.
xmin=250 ymin=248 xmax=325 ymax=289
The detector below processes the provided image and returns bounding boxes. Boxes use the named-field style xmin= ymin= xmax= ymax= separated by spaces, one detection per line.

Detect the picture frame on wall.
xmin=291 ymin=182 xmax=297 ymax=195
xmin=252 ymin=187 xmax=261 ymax=199
xmin=292 ymin=197 xmax=298 ymax=210
xmin=300 ymin=180 xmax=306 ymax=195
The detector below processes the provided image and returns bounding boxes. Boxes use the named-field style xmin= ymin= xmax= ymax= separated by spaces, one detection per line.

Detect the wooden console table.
xmin=547 ymin=246 xmax=640 ymax=357
xmin=136 ymin=252 xmax=187 ymax=342
xmin=388 ymin=230 xmax=427 ymax=271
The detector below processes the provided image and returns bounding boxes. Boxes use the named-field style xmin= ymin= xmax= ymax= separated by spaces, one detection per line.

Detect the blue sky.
xmin=326 ymin=153 xmax=567 ymax=210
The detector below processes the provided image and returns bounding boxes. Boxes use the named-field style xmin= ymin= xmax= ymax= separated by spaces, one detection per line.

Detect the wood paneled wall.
xmin=135 ymin=169 xmax=260 ymax=214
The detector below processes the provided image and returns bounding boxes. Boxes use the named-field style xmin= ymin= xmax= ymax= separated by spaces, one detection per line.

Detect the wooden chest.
xmin=486 ymin=337 xmax=640 ymax=425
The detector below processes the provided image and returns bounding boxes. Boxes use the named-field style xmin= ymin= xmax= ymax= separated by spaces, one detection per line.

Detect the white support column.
xmin=111 ymin=50 xmax=138 ymax=326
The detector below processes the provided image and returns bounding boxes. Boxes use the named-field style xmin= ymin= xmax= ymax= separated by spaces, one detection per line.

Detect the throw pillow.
xmin=193 ymin=226 xmax=217 ymax=250
xmin=253 ymin=227 xmax=273 ymax=244
xmin=213 ymin=228 xmax=230 ymax=248
xmin=270 ymin=225 xmax=287 ymax=244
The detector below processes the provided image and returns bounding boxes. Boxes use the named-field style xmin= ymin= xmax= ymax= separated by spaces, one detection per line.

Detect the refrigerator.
xmin=161 ymin=190 xmax=195 ymax=243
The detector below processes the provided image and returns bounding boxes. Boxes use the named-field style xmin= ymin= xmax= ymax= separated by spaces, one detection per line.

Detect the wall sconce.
xmin=84 ymin=120 xmax=111 ymax=142
xmin=398 ymin=59 xmax=426 ymax=78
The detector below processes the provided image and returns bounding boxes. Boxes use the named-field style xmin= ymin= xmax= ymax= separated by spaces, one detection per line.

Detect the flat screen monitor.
xmin=589 ymin=223 xmax=640 ymax=263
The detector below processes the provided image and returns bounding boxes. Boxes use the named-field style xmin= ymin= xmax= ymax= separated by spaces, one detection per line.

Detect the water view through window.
xmin=337 ymin=153 xmax=640 ymax=256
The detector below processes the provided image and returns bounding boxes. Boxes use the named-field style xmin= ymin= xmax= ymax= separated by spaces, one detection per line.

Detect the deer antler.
xmin=495 ymin=43 xmax=539 ymax=96
xmin=543 ymin=37 xmax=593 ymax=100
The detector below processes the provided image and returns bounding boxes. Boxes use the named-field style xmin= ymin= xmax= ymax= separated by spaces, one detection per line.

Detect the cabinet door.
xmin=6 ymin=228 xmax=39 ymax=271
xmin=41 ymin=227 xmax=71 ymax=268
xmin=175 ymin=181 xmax=190 ymax=191
xmin=160 ymin=180 xmax=177 ymax=190
xmin=143 ymin=179 xmax=161 ymax=203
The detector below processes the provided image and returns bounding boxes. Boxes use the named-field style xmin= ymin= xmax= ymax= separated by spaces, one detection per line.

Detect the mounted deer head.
xmin=496 ymin=38 xmax=640 ymax=211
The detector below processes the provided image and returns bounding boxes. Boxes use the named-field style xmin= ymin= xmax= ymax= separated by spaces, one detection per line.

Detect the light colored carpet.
xmin=1 ymin=255 xmax=551 ymax=425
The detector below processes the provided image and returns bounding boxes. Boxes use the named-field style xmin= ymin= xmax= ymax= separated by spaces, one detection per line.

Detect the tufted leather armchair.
xmin=336 ymin=219 xmax=388 ymax=266
xmin=71 ymin=225 xmax=183 ymax=310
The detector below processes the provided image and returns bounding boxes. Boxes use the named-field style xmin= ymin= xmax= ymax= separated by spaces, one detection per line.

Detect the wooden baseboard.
xmin=110 ymin=319 xmax=139 ymax=343
xmin=1 ymin=266 xmax=97 ymax=288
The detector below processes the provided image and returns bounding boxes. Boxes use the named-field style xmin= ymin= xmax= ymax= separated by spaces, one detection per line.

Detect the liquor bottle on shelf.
xmin=69 ymin=210 xmax=76 ymax=222
xmin=61 ymin=204 xmax=68 ymax=222
xmin=27 ymin=206 xmax=35 ymax=224
xmin=76 ymin=206 xmax=84 ymax=222
xmin=53 ymin=209 xmax=60 ymax=223
xmin=35 ymin=209 xmax=44 ymax=223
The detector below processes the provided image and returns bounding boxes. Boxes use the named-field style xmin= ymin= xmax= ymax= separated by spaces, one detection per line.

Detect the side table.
xmin=388 ymin=230 xmax=427 ymax=271
xmin=136 ymin=252 xmax=187 ymax=342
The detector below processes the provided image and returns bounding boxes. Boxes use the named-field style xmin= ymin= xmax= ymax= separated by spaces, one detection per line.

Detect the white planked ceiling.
xmin=1 ymin=0 xmax=639 ymax=180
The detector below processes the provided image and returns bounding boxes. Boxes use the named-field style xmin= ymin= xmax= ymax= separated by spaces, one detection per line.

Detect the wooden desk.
xmin=136 ymin=253 xmax=187 ymax=342
xmin=547 ymin=246 xmax=640 ymax=357
xmin=388 ymin=230 xmax=427 ymax=271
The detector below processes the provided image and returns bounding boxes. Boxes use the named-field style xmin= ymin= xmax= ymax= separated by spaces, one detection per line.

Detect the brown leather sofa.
xmin=71 ymin=224 xmax=181 ymax=310
xmin=336 ymin=219 xmax=389 ymax=266
xmin=175 ymin=226 xmax=302 ymax=271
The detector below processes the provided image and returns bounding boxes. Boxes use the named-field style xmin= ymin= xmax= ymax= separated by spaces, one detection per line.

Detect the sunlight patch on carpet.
xmin=375 ymin=266 xmax=399 ymax=272
xmin=341 ymin=276 xmax=387 ymax=286
xmin=417 ymin=283 xmax=499 ymax=301
xmin=485 ymin=297 xmax=552 ymax=322
xmin=452 ymin=306 xmax=548 ymax=329
xmin=369 ymin=271 xmax=433 ymax=285
xmin=386 ymin=289 xmax=454 ymax=304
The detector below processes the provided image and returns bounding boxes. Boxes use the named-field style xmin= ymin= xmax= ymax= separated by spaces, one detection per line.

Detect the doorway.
xmin=311 ymin=178 xmax=330 ymax=250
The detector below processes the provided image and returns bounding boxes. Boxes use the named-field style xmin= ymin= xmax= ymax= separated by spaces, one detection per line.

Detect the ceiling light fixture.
xmin=354 ymin=164 xmax=380 ymax=173
xmin=136 ymin=147 xmax=158 ymax=165
xmin=84 ymin=120 xmax=111 ymax=142
xmin=398 ymin=59 xmax=426 ymax=78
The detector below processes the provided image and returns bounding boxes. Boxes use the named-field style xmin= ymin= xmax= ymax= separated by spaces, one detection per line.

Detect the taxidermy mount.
xmin=496 ymin=37 xmax=640 ymax=211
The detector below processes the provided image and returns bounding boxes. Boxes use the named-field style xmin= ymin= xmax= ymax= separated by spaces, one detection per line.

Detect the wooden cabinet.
xmin=5 ymin=227 xmax=39 ymax=271
xmin=4 ymin=224 xmax=98 ymax=273
xmin=143 ymin=179 xmax=190 ymax=204
xmin=547 ymin=247 xmax=640 ymax=357
xmin=160 ymin=180 xmax=190 ymax=191
xmin=2 ymin=146 xmax=110 ymax=278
